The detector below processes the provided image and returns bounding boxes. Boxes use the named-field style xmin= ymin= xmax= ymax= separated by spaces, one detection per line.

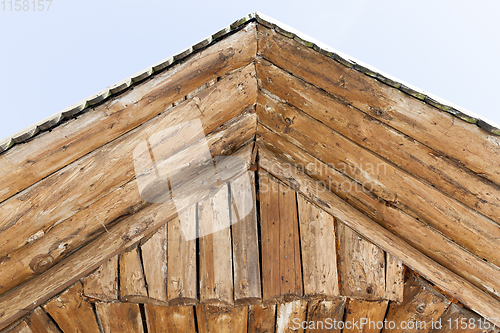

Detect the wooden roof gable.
xmin=1 ymin=13 xmax=500 ymax=330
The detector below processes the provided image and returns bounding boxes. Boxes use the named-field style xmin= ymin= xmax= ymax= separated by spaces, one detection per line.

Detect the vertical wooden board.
xmin=259 ymin=171 xmax=281 ymax=303
xmin=297 ymin=195 xmax=338 ymax=299
xmin=4 ymin=321 xmax=32 ymax=333
xmin=343 ymin=299 xmax=389 ymax=333
xmin=81 ymin=255 xmax=118 ymax=302
xmin=196 ymin=305 xmax=248 ymax=333
xmin=248 ymin=304 xmax=277 ymax=333
xmin=42 ymin=281 xmax=100 ymax=333
xmin=231 ymin=172 xmax=262 ymax=305
xmin=119 ymin=245 xmax=148 ymax=303
xmin=141 ymin=224 xmax=168 ymax=303
xmin=198 ymin=184 xmax=234 ymax=306
xmin=429 ymin=303 xmax=498 ymax=333
xmin=144 ymin=304 xmax=196 ymax=333
xmin=337 ymin=222 xmax=386 ymax=300
xmin=167 ymin=207 xmax=197 ymax=305
xmin=95 ymin=302 xmax=144 ymax=333
xmin=386 ymin=253 xmax=405 ymax=302
xmin=306 ymin=298 xmax=346 ymax=333
xmin=382 ymin=276 xmax=451 ymax=333
xmin=276 ymin=300 xmax=307 ymax=333
xmin=26 ymin=308 xmax=61 ymax=333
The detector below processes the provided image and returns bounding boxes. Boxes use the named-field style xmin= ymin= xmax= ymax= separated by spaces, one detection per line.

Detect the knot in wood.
xmin=416 ymin=302 xmax=426 ymax=314
xmin=29 ymin=253 xmax=54 ymax=273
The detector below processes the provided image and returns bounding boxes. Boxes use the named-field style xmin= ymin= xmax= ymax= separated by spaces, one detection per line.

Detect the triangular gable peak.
xmin=1 ymin=13 xmax=500 ymax=330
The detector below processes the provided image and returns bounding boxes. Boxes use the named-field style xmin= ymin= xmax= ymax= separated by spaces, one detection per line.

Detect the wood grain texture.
xmin=144 ymin=304 xmax=196 ymax=333
xmin=306 ymin=298 xmax=346 ymax=333
xmin=276 ymin=300 xmax=307 ymax=333
xmin=119 ymin=246 xmax=148 ymax=303
xmin=297 ymin=194 xmax=338 ymax=299
xmin=386 ymin=253 xmax=405 ymax=302
xmin=231 ymin=171 xmax=261 ymax=305
xmin=256 ymin=125 xmax=500 ymax=301
xmin=257 ymin=25 xmax=500 ymax=188
xmin=81 ymin=255 xmax=118 ymax=302
xmin=3 ymin=321 xmax=31 ymax=333
xmin=0 ymin=65 xmax=258 ymax=296
xmin=248 ymin=304 xmax=276 ymax=333
xmin=259 ymin=171 xmax=302 ymax=304
xmin=196 ymin=305 xmax=248 ymax=333
xmin=344 ymin=299 xmax=389 ymax=333
xmin=382 ymin=276 xmax=451 ymax=333
xmin=25 ymin=308 xmax=61 ymax=333
xmin=141 ymin=224 xmax=167 ymax=303
xmin=429 ymin=304 xmax=499 ymax=333
xmin=337 ymin=222 xmax=386 ymax=300
xmin=198 ymin=184 xmax=234 ymax=306
xmin=257 ymin=146 xmax=500 ymax=323
xmin=256 ymin=58 xmax=500 ymax=225
xmin=95 ymin=302 xmax=144 ymax=333
xmin=42 ymin=282 xmax=100 ymax=333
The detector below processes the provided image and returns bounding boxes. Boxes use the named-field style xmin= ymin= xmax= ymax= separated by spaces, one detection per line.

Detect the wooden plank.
xmin=231 ymin=171 xmax=261 ymax=305
xmin=248 ymin=304 xmax=276 ymax=333
xmin=256 ymin=91 xmax=500 ymax=271
xmin=256 ymin=58 xmax=500 ymax=224
xmin=0 ymin=62 xmax=258 ymax=280
xmin=0 ymin=24 xmax=257 ymax=206
xmin=297 ymin=194 xmax=338 ymax=299
xmin=119 ymin=246 xmax=148 ymax=303
xmin=196 ymin=305 xmax=248 ymax=333
xmin=275 ymin=300 xmax=307 ymax=333
xmin=3 ymin=321 xmax=32 ymax=333
xmin=257 ymin=125 xmax=500 ymax=300
xmin=42 ymin=281 xmax=100 ymax=333
xmin=141 ymin=224 xmax=167 ymax=304
xmin=26 ymin=308 xmax=61 ymax=333
xmin=257 ymin=25 xmax=500 ymax=188
xmin=143 ymin=304 xmax=196 ymax=333
xmin=0 ymin=107 xmax=257 ymax=296
xmin=383 ymin=276 xmax=451 ymax=333
xmin=259 ymin=172 xmax=302 ymax=303
xmin=81 ymin=255 xmax=118 ymax=302
xmin=386 ymin=253 xmax=405 ymax=302
xmin=95 ymin=302 xmax=144 ymax=333
xmin=305 ymin=298 xmax=346 ymax=333
xmin=257 ymin=147 xmax=500 ymax=324
xmin=343 ymin=299 xmax=389 ymax=333
xmin=337 ymin=222 xmax=386 ymax=300
xmin=167 ymin=207 xmax=197 ymax=306
xmin=0 ymin=143 xmax=254 ymax=330
xmin=198 ymin=184 xmax=234 ymax=306
xmin=429 ymin=303 xmax=499 ymax=333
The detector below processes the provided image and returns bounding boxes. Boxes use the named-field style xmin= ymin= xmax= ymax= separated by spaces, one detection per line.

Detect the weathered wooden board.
xmin=296 ymin=194 xmax=338 ymax=299
xmin=42 ymin=282 xmax=100 ymax=333
xmin=3 ymin=321 xmax=31 ymax=333
xmin=0 ymin=110 xmax=257 ymax=295
xmin=196 ymin=305 xmax=248 ymax=333
xmin=383 ymin=276 xmax=451 ymax=333
xmin=120 ymin=246 xmax=148 ymax=303
xmin=25 ymin=307 xmax=61 ymax=333
xmin=95 ymin=302 xmax=144 ymax=333
xmin=256 ymin=126 xmax=500 ymax=300
xmin=275 ymin=300 xmax=307 ymax=333
xmin=167 ymin=207 xmax=198 ymax=306
xmin=0 ymin=62 xmax=257 ymax=277
xmin=429 ymin=303 xmax=499 ymax=333
xmin=81 ymin=255 xmax=118 ymax=302
xmin=344 ymin=299 xmax=389 ymax=333
xmin=257 ymin=147 xmax=500 ymax=323
xmin=256 ymin=58 xmax=500 ymax=224
xmin=231 ymin=171 xmax=261 ymax=305
xmin=256 ymin=92 xmax=500 ymax=270
xmin=337 ymin=222 xmax=386 ymax=300
xmin=144 ymin=304 xmax=196 ymax=333
xmin=259 ymin=172 xmax=303 ymax=304
xmin=248 ymin=304 xmax=276 ymax=333
xmin=141 ymin=224 xmax=167 ymax=304
xmin=386 ymin=253 xmax=405 ymax=302
xmin=306 ymin=298 xmax=346 ymax=333
xmin=0 ymin=23 xmax=257 ymax=205
xmin=199 ymin=184 xmax=234 ymax=306
xmin=257 ymin=25 xmax=500 ymax=188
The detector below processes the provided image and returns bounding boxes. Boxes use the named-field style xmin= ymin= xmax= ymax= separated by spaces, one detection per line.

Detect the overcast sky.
xmin=1 ymin=0 xmax=499 ymax=141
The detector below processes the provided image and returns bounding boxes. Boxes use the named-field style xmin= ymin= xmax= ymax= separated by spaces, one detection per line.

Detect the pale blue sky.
xmin=1 ymin=0 xmax=499 ymax=141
